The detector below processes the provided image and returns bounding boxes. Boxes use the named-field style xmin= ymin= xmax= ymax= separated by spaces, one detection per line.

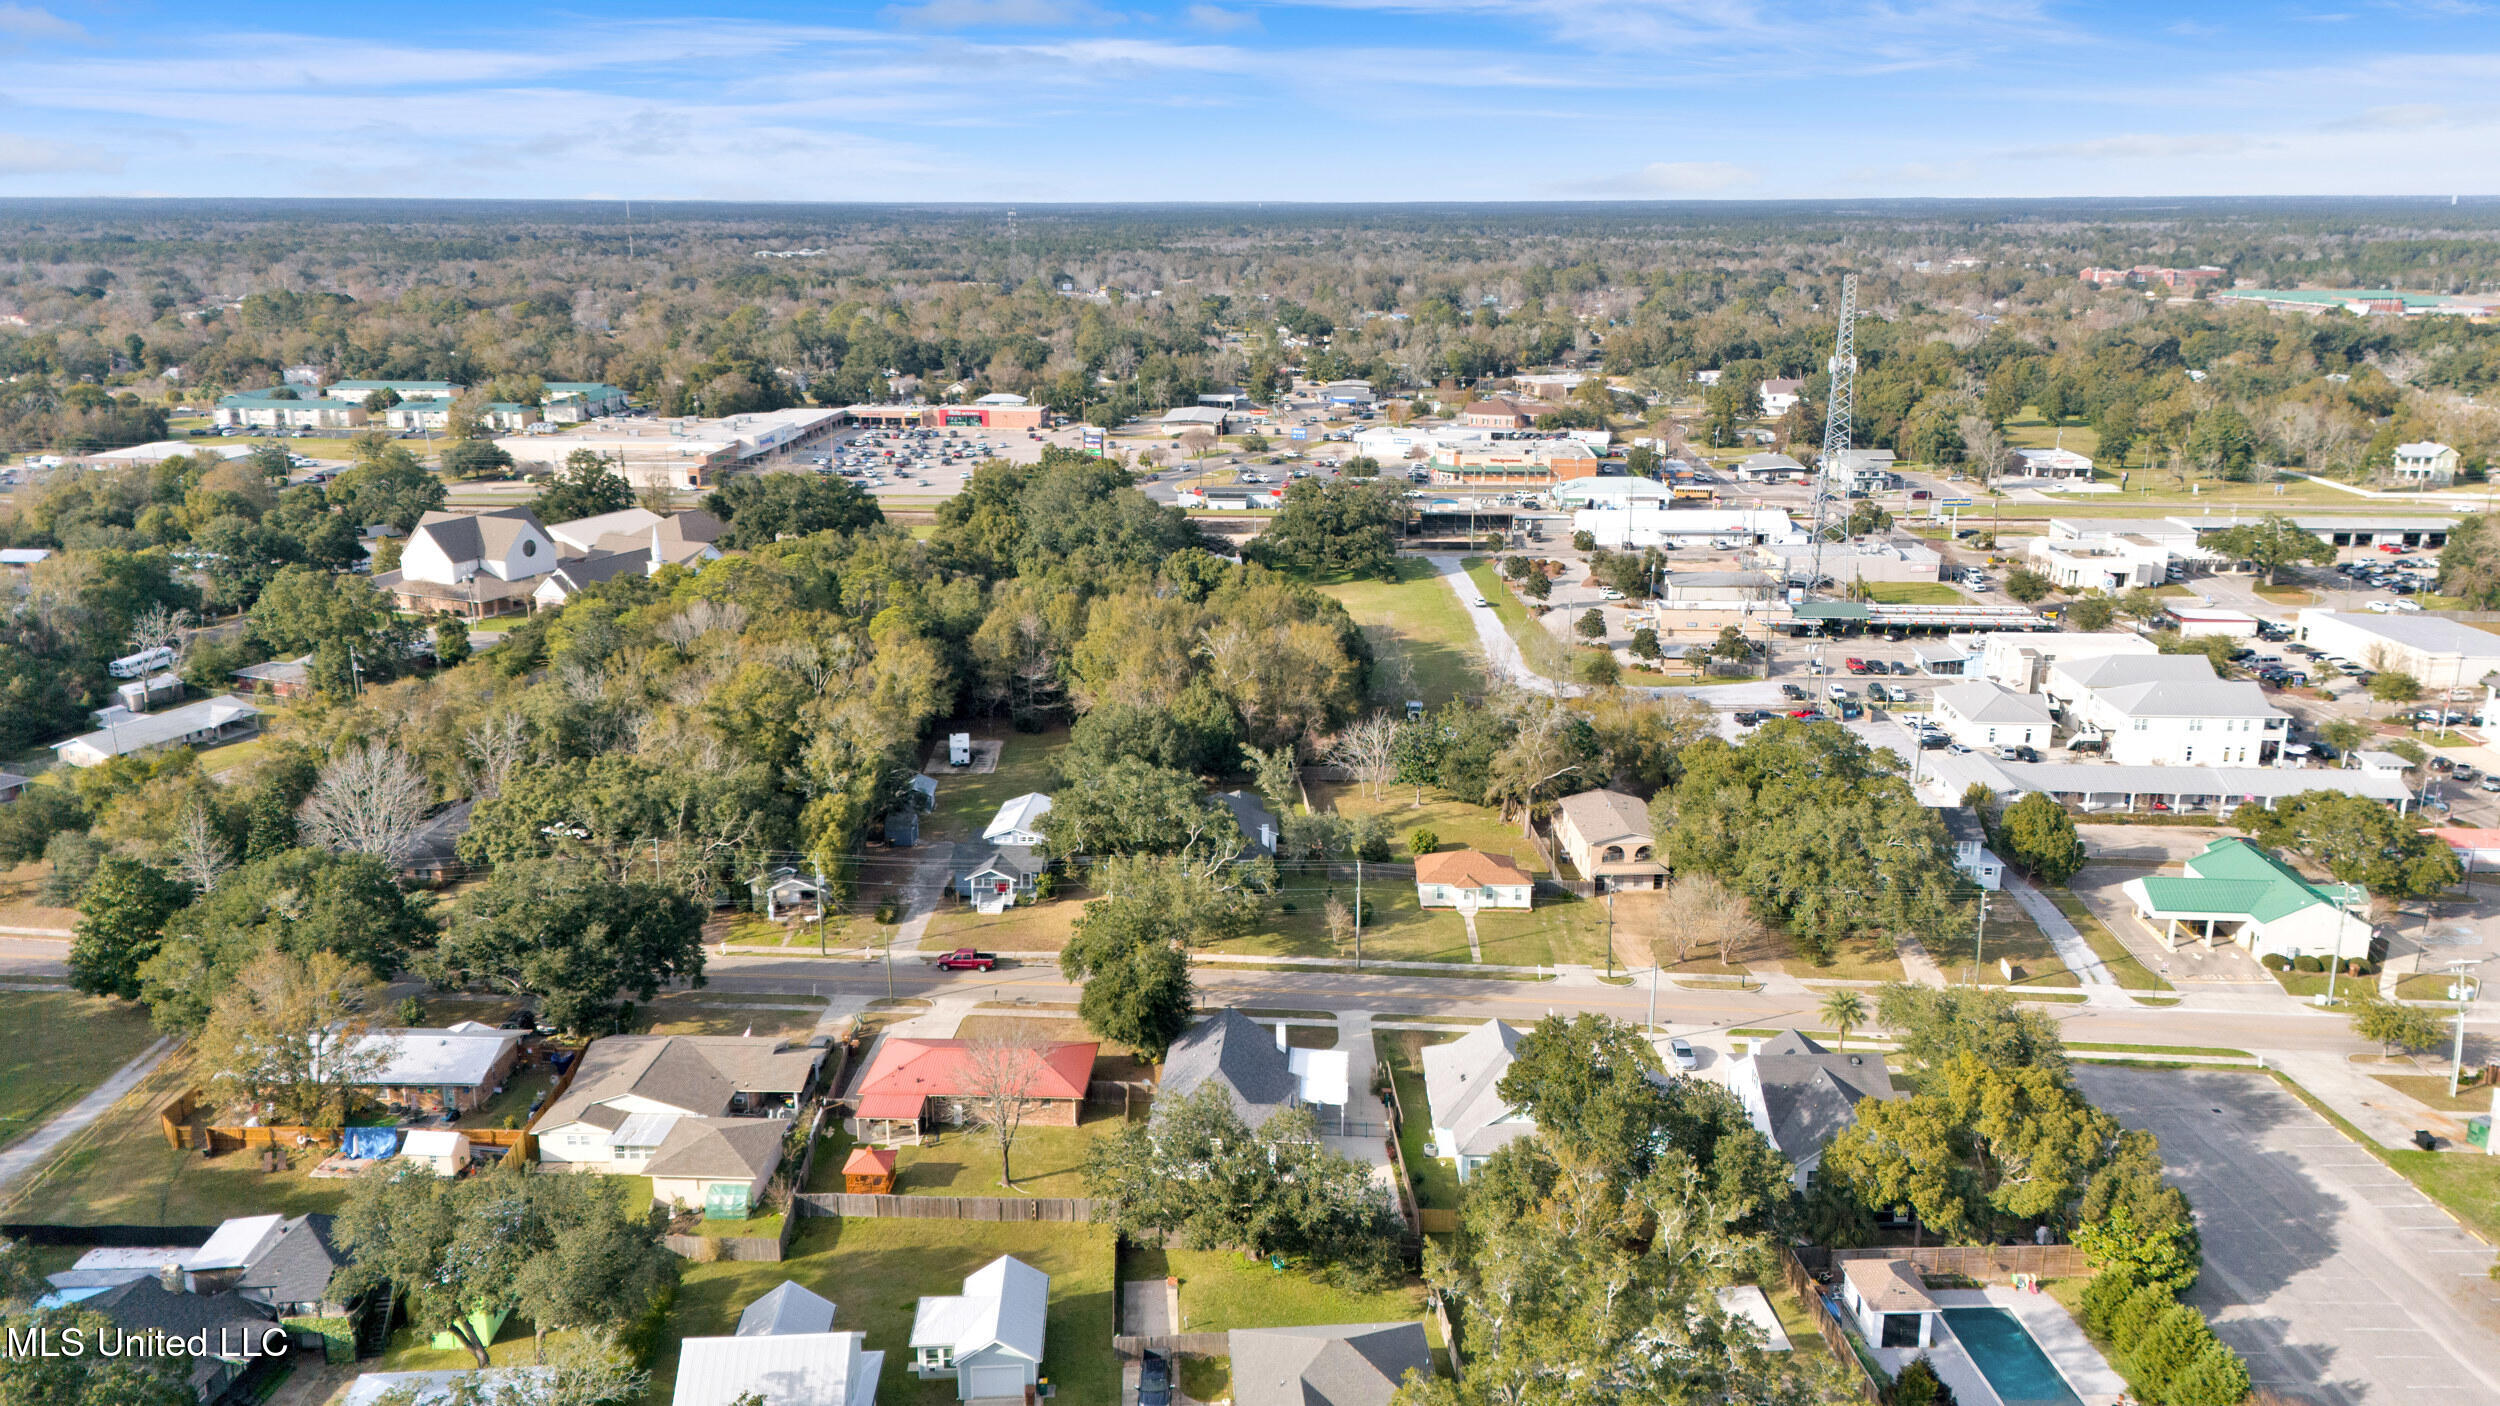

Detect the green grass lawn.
xmin=1316 ymin=557 xmax=1487 ymax=710
xmin=649 ymin=1217 xmax=1116 ymax=1406
xmin=922 ymin=892 xmax=1091 ymax=952
xmin=2041 ymin=887 xmax=2172 ymax=991
xmin=1774 ymin=932 xmax=1907 ymax=984
xmin=1219 ymin=874 xmax=1609 ymax=967
xmin=1124 ymin=1245 xmax=1427 ymax=1334
xmin=2365 ymin=1070 xmax=2494 ymax=1114
xmin=0 ymin=992 xmax=161 ymax=1151
xmin=1460 ymin=556 xmax=1566 ymax=681
xmin=3 ymin=1052 xmax=353 ymax=1227
xmin=1860 ymin=581 xmax=1967 ymax=605
xmin=1376 ymin=1030 xmax=1465 ymax=1214
xmin=805 ymin=1108 xmax=1125 ymax=1199
xmin=464 ymin=1062 xmax=558 ymax=1133
xmin=924 ymin=725 xmax=1068 ymax=845
xmin=1309 ymin=780 xmax=1545 ymax=874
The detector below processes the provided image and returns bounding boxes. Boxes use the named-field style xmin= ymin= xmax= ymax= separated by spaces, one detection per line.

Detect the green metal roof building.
xmin=2121 ymin=836 xmax=2373 ymax=964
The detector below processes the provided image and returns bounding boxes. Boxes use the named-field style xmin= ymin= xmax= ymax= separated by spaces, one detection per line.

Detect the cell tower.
xmin=1804 ymin=273 xmax=1858 ymax=605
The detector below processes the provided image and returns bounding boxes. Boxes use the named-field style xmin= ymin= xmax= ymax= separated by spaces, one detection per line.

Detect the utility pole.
xmin=1354 ymin=848 xmax=1365 ymax=970
xmin=1971 ymin=890 xmax=1989 ymax=985
xmin=813 ymin=859 xmax=827 ymax=957
xmin=1605 ymin=889 xmax=1616 ymax=978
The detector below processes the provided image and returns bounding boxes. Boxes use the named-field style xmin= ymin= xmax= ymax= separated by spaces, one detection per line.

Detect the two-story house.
xmin=371 ymin=507 xmax=559 ymax=618
xmin=2052 ymin=654 xmax=2288 ymax=767
xmin=2389 ymin=440 xmax=2460 ymax=488
xmin=1550 ymin=789 xmax=1666 ymax=892
xmin=1936 ymin=807 xmax=2004 ymax=890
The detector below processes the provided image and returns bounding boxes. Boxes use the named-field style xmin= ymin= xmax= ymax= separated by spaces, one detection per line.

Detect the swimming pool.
xmin=1941 ymin=1307 xmax=2082 ymax=1406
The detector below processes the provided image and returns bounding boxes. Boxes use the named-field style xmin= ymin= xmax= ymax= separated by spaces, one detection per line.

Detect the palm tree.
xmin=1819 ymin=990 xmax=1867 ymax=1051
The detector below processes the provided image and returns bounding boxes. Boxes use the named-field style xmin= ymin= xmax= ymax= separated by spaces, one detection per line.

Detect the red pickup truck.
xmin=933 ymin=948 xmax=1000 ymax=972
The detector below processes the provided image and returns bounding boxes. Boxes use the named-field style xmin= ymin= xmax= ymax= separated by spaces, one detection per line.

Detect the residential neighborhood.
xmin=7 ymin=182 xmax=2500 ymax=1406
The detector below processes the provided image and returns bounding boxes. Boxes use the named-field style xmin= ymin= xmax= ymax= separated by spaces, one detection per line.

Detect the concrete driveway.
xmin=2067 ymin=864 xmax=2272 ymax=985
xmin=2075 ymin=824 xmax=2234 ymax=865
xmin=2076 ymin=1065 xmax=2500 ymax=1406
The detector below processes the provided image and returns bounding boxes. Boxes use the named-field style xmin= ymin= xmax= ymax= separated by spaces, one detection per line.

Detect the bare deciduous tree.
xmin=1683 ymin=874 xmax=1764 ymax=967
xmin=126 ymin=602 xmax=193 ymax=658
xmin=1325 ymin=713 xmax=1401 ymax=802
xmin=172 ymin=798 xmax=232 ymax=894
xmin=1323 ymin=894 xmax=1355 ymax=954
xmin=462 ymin=713 xmax=532 ymax=801
xmin=300 ymin=740 xmax=432 ymax=866
xmin=959 ymin=1036 xmax=1048 ymax=1190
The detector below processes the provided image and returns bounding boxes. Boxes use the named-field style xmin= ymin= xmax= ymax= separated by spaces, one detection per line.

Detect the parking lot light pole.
xmin=2449 ymin=960 xmax=2484 ymax=1098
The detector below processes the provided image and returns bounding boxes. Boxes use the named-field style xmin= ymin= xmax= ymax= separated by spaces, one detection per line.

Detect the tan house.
xmin=1414 ymin=850 xmax=1533 ymax=910
xmin=1551 ymin=789 xmax=1666 ymax=891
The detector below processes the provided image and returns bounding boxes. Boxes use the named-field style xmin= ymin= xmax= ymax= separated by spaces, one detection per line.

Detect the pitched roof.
xmin=984 ymin=792 xmax=1054 ymax=840
xmin=856 ymin=1038 xmax=1097 ymax=1104
xmin=1215 ymin=789 xmax=1277 ymax=856
xmin=1934 ymin=681 xmax=2053 ymax=727
xmin=1421 ymin=1020 xmax=1530 ymax=1158
xmin=737 ymin=1280 xmax=838 ymax=1337
xmin=1552 ymin=789 xmax=1651 ymax=846
xmin=2137 ymin=837 xmax=2361 ymax=924
xmin=546 ymin=507 xmax=665 ymax=553
xmin=2055 ymin=652 xmax=2218 ymax=692
xmin=227 ymin=1215 xmax=346 ymax=1308
xmin=1160 ymin=1009 xmax=1299 ymax=1127
xmin=910 ymin=1254 xmax=1049 ymax=1362
xmin=1412 ymin=850 xmax=1532 ymax=889
xmin=410 ymin=506 xmax=546 ymax=564
xmin=1742 ymin=1031 xmax=1898 ymax=1162
xmin=87 ymin=1277 xmax=276 ymax=1347
xmin=55 ymin=694 xmax=258 ymax=760
xmin=540 ymin=1036 xmax=823 ymax=1128
xmin=190 ymin=1214 xmax=285 ymax=1271
xmin=1936 ymin=806 xmax=1988 ymax=846
xmin=674 ymin=1331 xmax=882 ymax=1406
xmin=1229 ymin=1322 xmax=1432 ymax=1406
xmin=347 ymin=1025 xmax=520 ymax=1088
xmin=962 ymin=845 xmax=1047 ymax=882
xmin=841 ymin=1146 xmax=898 ymax=1177
xmin=2090 ymin=678 xmax=2285 ymax=722
xmin=535 ymin=547 xmax=653 ymax=598
xmin=643 ymin=1117 xmax=787 ymax=1182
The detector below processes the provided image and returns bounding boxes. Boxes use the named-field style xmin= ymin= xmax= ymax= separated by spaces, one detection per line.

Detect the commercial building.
xmin=1660 ymin=571 xmax=1782 ymax=605
xmin=2296 ymin=610 xmax=2500 ymax=695
xmin=1757 ymin=540 xmax=1941 ymax=586
xmin=1732 ymin=452 xmax=1807 ymax=483
xmin=2051 ymin=654 xmax=2288 ymax=766
xmin=2081 ymin=264 xmax=2227 ymax=290
xmin=1931 ymin=681 xmax=2053 ymax=751
xmin=2026 ymin=529 xmax=2170 ymax=592
xmin=1974 ymin=630 xmax=2158 ymax=693
xmin=1457 ymin=397 xmax=1561 ymax=429
xmin=1429 ymin=437 xmax=1600 ymax=488
xmin=1573 ymin=507 xmax=1796 ymax=551
xmin=213 ymin=389 xmax=368 ymax=430
xmin=2009 ymin=447 xmax=2094 ymax=480
xmin=1552 ymin=476 xmax=1674 ymax=510
xmin=2210 ymin=287 xmax=2500 ymax=317
xmin=498 ymin=408 xmax=848 ymax=491
xmin=846 ymin=400 xmax=1046 ymax=430
xmin=373 ymin=506 xmax=560 ymax=618
xmin=2119 ymin=837 xmax=2374 ymax=963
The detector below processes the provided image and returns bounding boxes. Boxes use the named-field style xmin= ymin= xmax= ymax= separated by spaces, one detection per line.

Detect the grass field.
xmin=3 ymin=1052 xmax=353 ymax=1227
xmin=922 ymin=892 xmax=1090 ymax=952
xmin=922 ymin=724 xmax=1068 ymax=845
xmin=1125 ymin=1244 xmax=1428 ymax=1334
xmin=0 ymin=992 xmax=161 ymax=1151
xmin=1771 ymin=932 xmax=1908 ymax=983
xmin=805 ymin=1108 xmax=1125 ymax=1199
xmin=648 ymin=1217 xmax=1117 ymax=1406
xmin=1459 ymin=556 xmax=1567 ymax=682
xmin=1860 ymin=581 xmax=1967 ymax=605
xmin=2041 ymin=887 xmax=2172 ymax=991
xmin=1316 ymin=557 xmax=1487 ymax=710
xmin=1221 ymin=871 xmax=1610 ymax=967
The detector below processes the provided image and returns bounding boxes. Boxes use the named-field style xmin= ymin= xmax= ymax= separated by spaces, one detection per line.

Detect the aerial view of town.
xmin=0 ymin=6 xmax=2498 ymax=1406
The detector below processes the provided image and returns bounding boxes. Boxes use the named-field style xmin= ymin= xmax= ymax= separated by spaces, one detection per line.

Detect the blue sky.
xmin=1 ymin=0 xmax=2495 ymax=200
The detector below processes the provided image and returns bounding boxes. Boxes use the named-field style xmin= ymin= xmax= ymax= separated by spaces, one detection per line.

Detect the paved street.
xmin=2077 ymin=1066 xmax=2500 ymax=1406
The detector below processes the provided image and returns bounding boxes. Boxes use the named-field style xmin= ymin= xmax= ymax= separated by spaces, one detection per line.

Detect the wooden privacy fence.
xmin=794 ymin=1192 xmax=1099 ymax=1222
xmin=160 ymin=1089 xmax=540 ymax=1160
xmin=1428 ymin=1293 xmax=1463 ymax=1382
xmin=1781 ymin=1249 xmax=1883 ymax=1404
xmin=1112 ymin=1333 xmax=1231 ymax=1361
xmin=1830 ymin=1244 xmax=2091 ymax=1280
xmin=665 ymin=1227 xmax=792 ymax=1263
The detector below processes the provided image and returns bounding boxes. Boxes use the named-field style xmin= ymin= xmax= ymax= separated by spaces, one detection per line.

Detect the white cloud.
xmin=0 ymin=4 xmax=79 ymax=42
xmin=0 ymin=131 xmax=115 ymax=173
xmin=885 ymin=0 xmax=1116 ymax=27
xmin=1187 ymin=3 xmax=1263 ymax=30
xmin=1582 ymin=160 xmax=1762 ymax=194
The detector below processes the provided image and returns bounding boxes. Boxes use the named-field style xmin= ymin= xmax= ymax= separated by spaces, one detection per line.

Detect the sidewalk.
xmin=0 ymin=1035 xmax=176 ymax=1194
xmin=2262 ymin=1049 xmax=2464 ymax=1148
xmin=2001 ymin=872 xmax=2119 ymax=992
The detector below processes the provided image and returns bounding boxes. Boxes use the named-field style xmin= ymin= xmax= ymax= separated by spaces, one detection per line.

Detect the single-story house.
xmin=232 ymin=656 xmax=315 ymax=699
xmin=340 ymin=1021 xmax=524 ymax=1115
xmin=646 ymin=1119 xmax=793 ymax=1214
xmin=84 ymin=1276 xmax=288 ymax=1404
xmin=1930 ymin=681 xmax=2053 ymax=752
xmin=1839 ymin=1258 xmax=1942 ymax=1350
xmin=910 ymin=1255 xmax=1049 ymax=1401
xmin=1230 ymin=1322 xmax=1433 ymax=1406
xmin=1215 ymin=788 xmax=1279 ymax=858
xmin=53 ymin=694 xmax=260 ymax=767
xmin=756 ymin=865 xmax=824 ymax=921
xmin=1724 ymin=1031 xmax=1901 ymax=1190
xmin=2119 ymin=836 xmax=2374 ymax=963
xmin=0 ymin=772 xmax=26 ymax=804
xmin=1159 ymin=1007 xmax=1301 ymax=1129
xmin=1412 ymin=849 xmax=1533 ymax=910
xmin=1421 ymin=1019 xmax=1530 ymax=1183
xmin=677 ymin=1286 xmax=883 ymax=1406
xmin=534 ymin=1035 xmax=824 ymax=1183
xmin=1550 ymin=789 xmax=1666 ymax=891
xmin=852 ymin=1038 xmax=1096 ymax=1140
xmin=400 ymin=799 xmax=475 ymax=885
xmin=953 ymin=846 xmax=1046 ymax=914
xmin=183 ymin=1212 xmax=365 ymax=1322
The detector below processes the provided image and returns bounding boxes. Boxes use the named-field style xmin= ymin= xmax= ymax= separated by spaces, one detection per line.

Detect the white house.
xmin=1724 ymin=1031 xmax=1901 ymax=1191
xmin=677 ymin=1283 xmax=880 ymax=1406
xmin=532 ymin=1035 xmax=821 ymax=1209
xmin=1929 ymin=681 xmax=2054 ymax=751
xmin=1758 ymin=378 xmax=1804 ymax=416
xmin=910 ymin=1255 xmax=1049 ymax=1400
xmin=1976 ymin=629 xmax=2159 ymax=694
xmin=54 ymin=694 xmax=260 ymax=767
xmin=1732 ymin=452 xmax=1807 ymax=483
xmin=1937 ymin=807 xmax=2004 ymax=890
xmin=1421 ymin=1020 xmax=1532 ymax=1182
xmin=373 ymin=507 xmax=560 ymax=617
xmin=1840 ymin=1258 xmax=1942 ymax=1351
xmin=2050 ymin=655 xmax=2288 ymax=767
xmin=2119 ymin=837 xmax=2374 ymax=963
xmin=2390 ymin=441 xmax=2460 ymax=487
xmin=1413 ymin=850 xmax=1534 ymax=910
xmin=982 ymin=793 xmax=1054 ymax=847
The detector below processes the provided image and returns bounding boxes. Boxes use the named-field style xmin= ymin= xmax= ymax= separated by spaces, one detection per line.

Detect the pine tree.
xmin=2165 ymin=1338 xmax=2254 ymax=1406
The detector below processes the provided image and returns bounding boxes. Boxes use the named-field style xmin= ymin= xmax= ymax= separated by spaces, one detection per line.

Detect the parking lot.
xmin=2076 ymin=1066 xmax=2500 ymax=1406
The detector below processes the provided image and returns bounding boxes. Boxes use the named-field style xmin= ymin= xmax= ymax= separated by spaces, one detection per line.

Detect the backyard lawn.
xmin=1860 ymin=582 xmax=1966 ymax=605
xmin=1123 ymin=1245 xmax=1428 ymax=1334
xmin=805 ymin=1106 xmax=1128 ymax=1199
xmin=2 ymin=1052 xmax=353 ymax=1227
xmin=1316 ymin=557 xmax=1487 ymax=710
xmin=1375 ymin=1030 xmax=1465 ymax=1216
xmin=648 ymin=1217 xmax=1117 ymax=1406
xmin=0 ymin=991 xmax=161 ymax=1151
xmin=922 ymin=724 xmax=1068 ymax=845
xmin=0 ymin=857 xmax=78 ymax=933
xmin=1308 ymin=780 xmax=1546 ymax=875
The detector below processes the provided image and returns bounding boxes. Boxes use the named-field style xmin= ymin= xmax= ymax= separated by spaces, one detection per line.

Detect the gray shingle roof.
xmin=1159 ymin=1008 xmax=1299 ymax=1129
xmin=88 ymin=1277 xmax=276 ymax=1345
xmin=643 ymin=1116 xmax=787 ymax=1182
xmin=411 ymin=506 xmax=546 ymax=564
xmin=1552 ymin=789 xmax=1651 ymax=847
xmin=1934 ymin=681 xmax=2052 ymax=726
xmin=2055 ymin=652 xmax=2217 ymax=691
xmin=540 ymin=1036 xmax=822 ymax=1128
xmin=1746 ymin=1031 xmax=1897 ymax=1163
xmin=1228 ymin=1323 xmax=1431 ymax=1406
xmin=1420 ymin=1020 xmax=1529 ymax=1158
xmin=229 ymin=1214 xmax=346 ymax=1310
xmin=2089 ymin=678 xmax=2284 ymax=720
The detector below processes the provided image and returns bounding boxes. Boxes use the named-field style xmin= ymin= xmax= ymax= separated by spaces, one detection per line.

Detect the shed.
xmin=398 ymin=1129 xmax=471 ymax=1175
xmin=842 ymin=1146 xmax=898 ymax=1194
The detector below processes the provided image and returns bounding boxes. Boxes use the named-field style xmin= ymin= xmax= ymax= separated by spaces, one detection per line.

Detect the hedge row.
xmin=2078 ymin=1270 xmax=2251 ymax=1405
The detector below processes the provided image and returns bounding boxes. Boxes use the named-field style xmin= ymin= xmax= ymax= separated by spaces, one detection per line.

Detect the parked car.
xmin=933 ymin=948 xmax=1000 ymax=971
xmin=1668 ymin=1037 xmax=1698 ymax=1070
xmin=1138 ymin=1352 xmax=1173 ymax=1406
xmin=2481 ymin=775 xmax=2500 ymax=794
xmin=1844 ymin=657 xmax=1870 ymax=675
xmin=1780 ymin=683 xmax=1808 ymax=701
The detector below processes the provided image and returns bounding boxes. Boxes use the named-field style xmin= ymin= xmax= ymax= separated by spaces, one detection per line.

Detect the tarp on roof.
xmin=340 ymin=1126 xmax=400 ymax=1160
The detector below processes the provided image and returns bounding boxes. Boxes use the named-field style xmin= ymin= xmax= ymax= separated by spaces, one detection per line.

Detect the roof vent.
xmin=1849 ymin=1055 xmax=1863 ymax=1065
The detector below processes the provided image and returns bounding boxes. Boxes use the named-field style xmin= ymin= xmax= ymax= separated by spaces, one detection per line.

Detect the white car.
xmin=1472 ymin=595 xmax=1490 ymax=608
xmin=2393 ymin=599 xmax=2424 ymax=613
xmin=1600 ymin=588 xmax=1625 ymax=601
xmin=2366 ymin=600 xmax=2395 ymax=613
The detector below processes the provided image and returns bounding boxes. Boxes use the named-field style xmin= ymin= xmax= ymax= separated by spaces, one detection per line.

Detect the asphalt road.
xmin=2077 ymin=1065 xmax=2500 ymax=1406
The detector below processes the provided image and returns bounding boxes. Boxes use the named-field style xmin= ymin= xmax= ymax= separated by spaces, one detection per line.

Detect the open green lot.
xmin=1316 ymin=557 xmax=1486 ymax=710
xmin=1375 ymin=1029 xmax=1465 ymax=1215
xmin=924 ymin=725 xmax=1068 ymax=845
xmin=922 ymin=890 xmax=1091 ymax=952
xmin=1859 ymin=581 xmax=1967 ymax=605
xmin=2041 ymin=887 xmax=2172 ymax=991
xmin=648 ymin=1217 xmax=1116 ymax=1406
xmin=1219 ymin=871 xmax=1609 ymax=968
xmin=805 ymin=1106 xmax=1126 ymax=1199
xmin=1460 ymin=556 xmax=1566 ymax=682
xmin=0 ymin=992 xmax=161 ymax=1151
xmin=1123 ymin=1244 xmax=1428 ymax=1334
